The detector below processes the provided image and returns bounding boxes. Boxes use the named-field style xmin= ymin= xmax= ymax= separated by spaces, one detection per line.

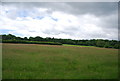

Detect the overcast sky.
xmin=0 ymin=2 xmax=118 ymax=40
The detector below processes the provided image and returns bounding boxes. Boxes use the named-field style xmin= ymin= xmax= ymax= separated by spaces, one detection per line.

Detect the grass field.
xmin=63 ymin=44 xmax=95 ymax=47
xmin=2 ymin=43 xmax=118 ymax=79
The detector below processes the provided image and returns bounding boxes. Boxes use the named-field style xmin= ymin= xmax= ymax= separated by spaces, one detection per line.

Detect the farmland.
xmin=2 ymin=43 xmax=118 ymax=79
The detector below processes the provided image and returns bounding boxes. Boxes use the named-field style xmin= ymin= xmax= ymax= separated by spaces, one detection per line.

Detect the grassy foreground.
xmin=3 ymin=43 xmax=118 ymax=79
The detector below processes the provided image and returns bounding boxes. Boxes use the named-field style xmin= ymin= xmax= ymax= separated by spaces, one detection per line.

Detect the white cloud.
xmin=0 ymin=2 xmax=118 ymax=40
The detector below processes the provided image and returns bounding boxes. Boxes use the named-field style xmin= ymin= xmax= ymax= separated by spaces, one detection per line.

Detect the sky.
xmin=0 ymin=2 xmax=118 ymax=40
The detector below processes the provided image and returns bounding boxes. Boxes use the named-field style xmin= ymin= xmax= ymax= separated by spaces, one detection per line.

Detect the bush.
xmin=113 ymin=44 xmax=120 ymax=49
xmin=2 ymin=40 xmax=62 ymax=45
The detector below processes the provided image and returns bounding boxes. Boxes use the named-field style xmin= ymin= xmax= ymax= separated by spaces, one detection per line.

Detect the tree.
xmin=104 ymin=42 xmax=111 ymax=48
xmin=1 ymin=34 xmax=120 ymax=49
xmin=113 ymin=44 xmax=120 ymax=49
xmin=29 ymin=37 xmax=34 ymax=41
xmin=34 ymin=36 xmax=43 ymax=41
xmin=24 ymin=37 xmax=28 ymax=40
xmin=96 ymin=40 xmax=105 ymax=47
xmin=16 ymin=37 xmax=23 ymax=40
xmin=2 ymin=34 xmax=16 ymax=40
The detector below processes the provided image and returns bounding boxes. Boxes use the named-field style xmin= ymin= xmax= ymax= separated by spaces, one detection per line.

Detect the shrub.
xmin=2 ymin=40 xmax=62 ymax=45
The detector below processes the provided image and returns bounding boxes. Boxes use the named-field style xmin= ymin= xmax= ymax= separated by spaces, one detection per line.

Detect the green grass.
xmin=0 ymin=44 xmax=2 ymax=79
xmin=2 ymin=43 xmax=118 ymax=79
xmin=63 ymin=44 xmax=95 ymax=47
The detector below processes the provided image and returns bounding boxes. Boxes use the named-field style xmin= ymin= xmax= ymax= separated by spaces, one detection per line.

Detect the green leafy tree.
xmin=113 ymin=44 xmax=120 ymax=49
xmin=24 ymin=37 xmax=28 ymax=40
xmin=96 ymin=40 xmax=105 ymax=47
xmin=104 ymin=42 xmax=111 ymax=48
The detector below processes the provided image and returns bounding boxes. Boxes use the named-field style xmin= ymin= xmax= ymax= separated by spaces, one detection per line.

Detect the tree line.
xmin=0 ymin=34 xmax=120 ymax=49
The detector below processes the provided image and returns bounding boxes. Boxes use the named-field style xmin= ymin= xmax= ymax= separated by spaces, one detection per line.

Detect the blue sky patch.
xmin=0 ymin=29 xmax=13 ymax=34
xmin=49 ymin=16 xmax=58 ymax=21
xmin=17 ymin=10 xmax=28 ymax=17
xmin=34 ymin=16 xmax=44 ymax=20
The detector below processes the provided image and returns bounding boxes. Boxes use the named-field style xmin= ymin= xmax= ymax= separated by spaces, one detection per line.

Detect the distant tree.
xmin=2 ymin=34 xmax=16 ymax=40
xmin=24 ymin=37 xmax=28 ymax=40
xmin=96 ymin=40 xmax=105 ymax=47
xmin=1 ymin=34 xmax=120 ymax=49
xmin=29 ymin=37 xmax=34 ymax=41
xmin=34 ymin=36 xmax=43 ymax=41
xmin=104 ymin=42 xmax=111 ymax=48
xmin=113 ymin=43 xmax=120 ymax=49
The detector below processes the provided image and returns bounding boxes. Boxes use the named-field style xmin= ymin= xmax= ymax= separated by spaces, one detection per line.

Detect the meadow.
xmin=2 ymin=43 xmax=118 ymax=79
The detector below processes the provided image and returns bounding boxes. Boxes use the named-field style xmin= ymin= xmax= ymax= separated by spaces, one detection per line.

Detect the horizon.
xmin=0 ymin=2 xmax=118 ymax=40
xmin=1 ymin=33 xmax=119 ymax=41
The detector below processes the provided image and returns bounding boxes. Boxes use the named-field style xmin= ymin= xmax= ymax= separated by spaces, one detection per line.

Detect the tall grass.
xmin=2 ymin=43 xmax=118 ymax=79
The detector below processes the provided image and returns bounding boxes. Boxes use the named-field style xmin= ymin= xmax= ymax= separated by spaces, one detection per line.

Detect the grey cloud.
xmin=2 ymin=2 xmax=118 ymax=20
xmin=1 ymin=2 xmax=118 ymax=40
xmin=98 ymin=14 xmax=118 ymax=29
xmin=42 ymin=26 xmax=78 ymax=36
xmin=65 ymin=2 xmax=117 ymax=16
xmin=2 ymin=2 xmax=117 ymax=16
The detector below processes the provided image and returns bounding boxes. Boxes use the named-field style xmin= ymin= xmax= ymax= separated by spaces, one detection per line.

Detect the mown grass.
xmin=2 ymin=43 xmax=118 ymax=79
xmin=63 ymin=44 xmax=95 ymax=47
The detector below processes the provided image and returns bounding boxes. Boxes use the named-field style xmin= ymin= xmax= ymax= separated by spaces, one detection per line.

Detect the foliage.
xmin=1 ymin=34 xmax=120 ymax=49
xmin=2 ymin=40 xmax=62 ymax=45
